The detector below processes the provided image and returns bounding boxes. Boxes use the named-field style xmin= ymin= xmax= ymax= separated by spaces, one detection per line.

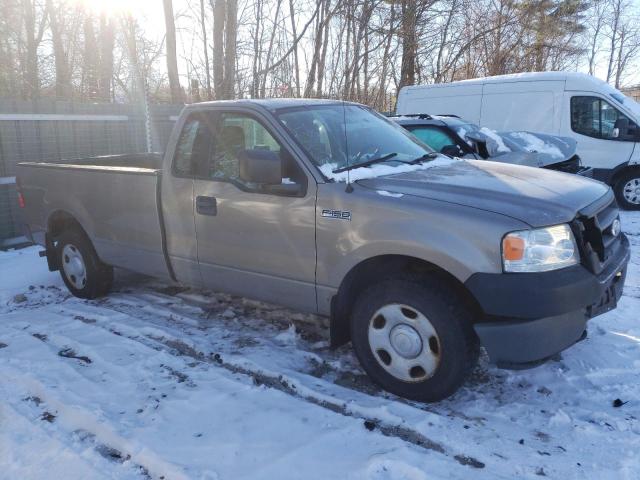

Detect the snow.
xmin=454 ymin=127 xmax=474 ymax=146
xmin=319 ymin=156 xmax=456 ymax=182
xmin=377 ymin=190 xmax=404 ymax=198
xmin=479 ymin=127 xmax=511 ymax=153
xmin=1 ymin=211 xmax=640 ymax=479
xmin=508 ymin=131 xmax=564 ymax=159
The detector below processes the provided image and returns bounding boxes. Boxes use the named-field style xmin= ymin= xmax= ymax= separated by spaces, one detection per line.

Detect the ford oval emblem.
xmin=610 ymin=218 xmax=621 ymax=237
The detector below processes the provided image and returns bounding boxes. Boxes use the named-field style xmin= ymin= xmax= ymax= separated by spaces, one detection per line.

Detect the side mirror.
xmin=613 ymin=118 xmax=629 ymax=139
xmin=440 ymin=144 xmax=462 ymax=158
xmin=239 ymin=149 xmax=282 ymax=185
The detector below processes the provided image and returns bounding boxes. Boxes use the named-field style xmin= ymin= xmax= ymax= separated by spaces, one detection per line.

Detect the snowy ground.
xmin=1 ymin=212 xmax=639 ymax=480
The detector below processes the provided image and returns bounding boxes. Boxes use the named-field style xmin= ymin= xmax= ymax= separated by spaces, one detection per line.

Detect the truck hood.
xmin=356 ymin=159 xmax=609 ymax=227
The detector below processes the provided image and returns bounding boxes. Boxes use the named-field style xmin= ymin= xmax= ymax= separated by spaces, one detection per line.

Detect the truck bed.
xmin=17 ymin=153 xmax=172 ymax=281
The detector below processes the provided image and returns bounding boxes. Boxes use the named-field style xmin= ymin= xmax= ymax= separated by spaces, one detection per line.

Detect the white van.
xmin=396 ymin=72 xmax=640 ymax=209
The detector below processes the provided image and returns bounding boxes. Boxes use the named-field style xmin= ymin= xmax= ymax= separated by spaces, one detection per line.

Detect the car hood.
xmin=356 ymin=159 xmax=609 ymax=227
xmin=465 ymin=129 xmax=578 ymax=167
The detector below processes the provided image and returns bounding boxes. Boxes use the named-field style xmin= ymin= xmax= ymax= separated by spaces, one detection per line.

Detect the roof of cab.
xmin=400 ymin=72 xmax=610 ymax=93
xmin=184 ymin=98 xmax=354 ymax=112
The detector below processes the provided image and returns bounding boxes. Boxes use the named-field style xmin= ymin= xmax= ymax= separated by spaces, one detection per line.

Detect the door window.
xmin=175 ymin=111 xmax=307 ymax=194
xmin=408 ymin=126 xmax=459 ymax=152
xmin=211 ymin=114 xmax=283 ymax=181
xmin=571 ymin=96 xmax=635 ymax=139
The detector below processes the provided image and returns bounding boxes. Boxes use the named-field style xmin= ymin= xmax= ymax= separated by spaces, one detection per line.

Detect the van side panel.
xmin=397 ymin=84 xmax=483 ymax=121
xmin=480 ymin=81 xmax=564 ymax=133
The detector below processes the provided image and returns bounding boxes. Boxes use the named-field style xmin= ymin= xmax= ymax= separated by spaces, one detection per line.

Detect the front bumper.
xmin=465 ymin=234 xmax=630 ymax=368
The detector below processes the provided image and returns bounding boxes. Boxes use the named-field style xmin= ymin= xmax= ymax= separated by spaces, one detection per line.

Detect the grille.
xmin=573 ymin=198 xmax=623 ymax=274
xmin=544 ymin=155 xmax=581 ymax=174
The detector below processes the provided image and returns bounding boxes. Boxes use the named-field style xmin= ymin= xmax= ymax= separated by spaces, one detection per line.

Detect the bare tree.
xmin=98 ymin=12 xmax=115 ymax=101
xmin=163 ymin=0 xmax=184 ymax=102
xmin=46 ymin=0 xmax=71 ymax=98
xmin=21 ymin=0 xmax=48 ymax=99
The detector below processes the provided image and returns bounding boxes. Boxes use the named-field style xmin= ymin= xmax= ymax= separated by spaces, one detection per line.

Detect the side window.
xmin=409 ymin=126 xmax=458 ymax=152
xmin=173 ymin=114 xmax=214 ymax=177
xmin=571 ymin=96 xmax=634 ymax=139
xmin=210 ymin=113 xmax=307 ymax=193
xmin=212 ymin=114 xmax=282 ymax=180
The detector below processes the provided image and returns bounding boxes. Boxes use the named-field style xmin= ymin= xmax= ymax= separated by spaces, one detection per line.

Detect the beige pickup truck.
xmin=16 ymin=99 xmax=630 ymax=401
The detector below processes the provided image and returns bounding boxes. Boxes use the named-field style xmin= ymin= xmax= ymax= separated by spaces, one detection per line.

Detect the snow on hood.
xmin=478 ymin=127 xmax=510 ymax=153
xmin=319 ymin=156 xmax=456 ymax=182
xmin=463 ymin=127 xmax=577 ymax=166
xmin=500 ymin=131 xmax=576 ymax=161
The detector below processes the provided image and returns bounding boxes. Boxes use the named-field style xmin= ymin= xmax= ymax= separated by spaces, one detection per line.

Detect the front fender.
xmin=316 ymin=183 xmax=529 ymax=296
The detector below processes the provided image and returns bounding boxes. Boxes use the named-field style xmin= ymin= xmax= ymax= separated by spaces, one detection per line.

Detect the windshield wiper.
xmin=406 ymin=152 xmax=439 ymax=164
xmin=332 ymin=153 xmax=398 ymax=174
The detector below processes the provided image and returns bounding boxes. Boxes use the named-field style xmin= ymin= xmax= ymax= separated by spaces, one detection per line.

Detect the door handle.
xmin=196 ymin=196 xmax=217 ymax=216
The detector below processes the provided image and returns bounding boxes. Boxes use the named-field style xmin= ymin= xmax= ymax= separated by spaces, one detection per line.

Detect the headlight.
xmin=502 ymin=224 xmax=579 ymax=272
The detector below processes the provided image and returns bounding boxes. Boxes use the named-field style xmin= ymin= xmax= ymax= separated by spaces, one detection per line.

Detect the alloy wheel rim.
xmin=368 ymin=303 xmax=441 ymax=383
xmin=62 ymin=244 xmax=87 ymax=290
xmin=623 ymin=178 xmax=640 ymax=205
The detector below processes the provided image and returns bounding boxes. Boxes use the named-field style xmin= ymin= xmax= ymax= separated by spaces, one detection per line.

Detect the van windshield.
xmin=275 ymin=104 xmax=433 ymax=178
xmin=609 ymin=90 xmax=640 ymax=120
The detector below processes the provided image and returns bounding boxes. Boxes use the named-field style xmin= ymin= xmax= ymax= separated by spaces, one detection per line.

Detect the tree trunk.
xmin=398 ymin=0 xmax=417 ymax=90
xmin=607 ymin=0 xmax=621 ymax=83
xmin=251 ymin=0 xmax=262 ymax=97
xmin=223 ymin=0 xmax=237 ymax=99
xmin=200 ymin=0 xmax=212 ymax=99
xmin=316 ymin=0 xmax=331 ymax=96
xmin=98 ymin=13 xmax=115 ymax=102
xmin=21 ymin=0 xmax=41 ymax=99
xmin=260 ymin=0 xmax=282 ymax=98
xmin=46 ymin=0 xmax=71 ymax=99
xmin=83 ymin=15 xmax=99 ymax=99
xmin=288 ymin=0 xmax=300 ymax=97
xmin=212 ymin=0 xmax=226 ymax=98
xmin=163 ymin=0 xmax=183 ymax=103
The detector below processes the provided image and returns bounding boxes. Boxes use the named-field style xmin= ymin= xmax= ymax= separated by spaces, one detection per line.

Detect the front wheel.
xmin=614 ymin=170 xmax=640 ymax=210
xmin=57 ymin=229 xmax=113 ymax=299
xmin=350 ymin=278 xmax=479 ymax=402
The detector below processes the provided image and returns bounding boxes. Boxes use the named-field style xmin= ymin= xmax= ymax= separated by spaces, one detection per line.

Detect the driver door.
xmin=192 ymin=109 xmax=318 ymax=313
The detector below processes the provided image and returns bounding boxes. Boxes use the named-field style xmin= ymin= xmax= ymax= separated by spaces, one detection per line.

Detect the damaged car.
xmin=391 ymin=114 xmax=591 ymax=175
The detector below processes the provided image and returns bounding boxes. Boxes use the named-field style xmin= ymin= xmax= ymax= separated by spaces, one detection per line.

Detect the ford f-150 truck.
xmin=16 ymin=99 xmax=630 ymax=401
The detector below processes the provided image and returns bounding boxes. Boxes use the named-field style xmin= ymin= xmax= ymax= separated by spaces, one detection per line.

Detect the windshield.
xmin=275 ymin=104 xmax=433 ymax=175
xmin=608 ymin=89 xmax=640 ymax=119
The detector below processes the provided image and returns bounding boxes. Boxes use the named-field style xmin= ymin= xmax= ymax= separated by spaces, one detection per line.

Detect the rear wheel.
xmin=614 ymin=169 xmax=640 ymax=210
xmin=57 ymin=229 xmax=113 ymax=299
xmin=350 ymin=278 xmax=479 ymax=402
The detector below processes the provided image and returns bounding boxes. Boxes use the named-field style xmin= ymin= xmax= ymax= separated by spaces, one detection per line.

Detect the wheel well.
xmin=611 ymin=164 xmax=640 ymax=186
xmin=48 ymin=210 xmax=85 ymax=239
xmin=45 ymin=211 xmax=87 ymax=271
xmin=329 ymin=255 xmax=482 ymax=347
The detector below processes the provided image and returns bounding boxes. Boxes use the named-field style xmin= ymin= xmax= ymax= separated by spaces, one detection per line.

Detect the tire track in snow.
xmin=57 ymin=302 xmax=486 ymax=470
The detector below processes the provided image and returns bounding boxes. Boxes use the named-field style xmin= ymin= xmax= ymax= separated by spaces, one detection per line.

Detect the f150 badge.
xmin=322 ymin=209 xmax=352 ymax=221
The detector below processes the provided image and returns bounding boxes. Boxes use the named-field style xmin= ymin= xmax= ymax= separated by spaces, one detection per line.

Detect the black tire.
xmin=350 ymin=277 xmax=479 ymax=402
xmin=56 ymin=228 xmax=113 ymax=299
xmin=614 ymin=169 xmax=640 ymax=210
